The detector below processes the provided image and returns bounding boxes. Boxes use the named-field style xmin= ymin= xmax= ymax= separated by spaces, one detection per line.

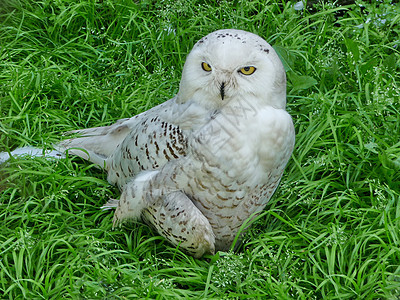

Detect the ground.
xmin=0 ymin=0 xmax=399 ymax=298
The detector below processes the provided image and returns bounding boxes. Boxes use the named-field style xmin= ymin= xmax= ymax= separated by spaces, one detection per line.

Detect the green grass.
xmin=1 ymin=0 xmax=399 ymax=298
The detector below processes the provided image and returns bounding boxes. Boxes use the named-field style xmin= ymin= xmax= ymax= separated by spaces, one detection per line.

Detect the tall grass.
xmin=1 ymin=0 xmax=399 ymax=298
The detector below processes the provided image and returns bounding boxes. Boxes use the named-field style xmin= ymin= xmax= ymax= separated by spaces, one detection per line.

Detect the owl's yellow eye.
xmin=201 ymin=62 xmax=212 ymax=72
xmin=239 ymin=66 xmax=256 ymax=75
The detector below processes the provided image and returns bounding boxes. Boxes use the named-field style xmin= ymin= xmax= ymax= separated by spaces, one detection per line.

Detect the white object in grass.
xmin=0 ymin=146 xmax=65 ymax=164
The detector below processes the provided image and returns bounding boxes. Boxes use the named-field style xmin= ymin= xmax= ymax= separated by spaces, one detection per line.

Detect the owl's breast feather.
xmin=254 ymin=107 xmax=295 ymax=172
xmin=191 ymin=105 xmax=294 ymax=182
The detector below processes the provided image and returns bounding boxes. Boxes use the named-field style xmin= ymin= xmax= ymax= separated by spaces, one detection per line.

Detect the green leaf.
xmin=273 ymin=45 xmax=294 ymax=72
xmin=383 ymin=53 xmax=397 ymax=72
xmin=344 ymin=38 xmax=360 ymax=62
xmin=289 ymin=72 xmax=318 ymax=91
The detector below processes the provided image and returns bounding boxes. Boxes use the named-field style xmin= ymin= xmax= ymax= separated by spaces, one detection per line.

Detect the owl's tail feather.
xmin=54 ymin=118 xmax=134 ymax=169
xmin=0 ymin=118 xmax=134 ymax=167
xmin=0 ymin=146 xmax=65 ymax=164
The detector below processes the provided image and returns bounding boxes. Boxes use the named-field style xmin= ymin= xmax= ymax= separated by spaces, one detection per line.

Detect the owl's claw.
xmin=101 ymin=198 xmax=119 ymax=210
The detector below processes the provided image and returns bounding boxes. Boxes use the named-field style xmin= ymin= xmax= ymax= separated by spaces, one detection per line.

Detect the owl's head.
xmin=177 ymin=29 xmax=287 ymax=110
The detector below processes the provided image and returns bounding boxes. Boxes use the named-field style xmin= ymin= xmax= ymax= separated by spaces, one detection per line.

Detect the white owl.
xmin=29 ymin=29 xmax=295 ymax=258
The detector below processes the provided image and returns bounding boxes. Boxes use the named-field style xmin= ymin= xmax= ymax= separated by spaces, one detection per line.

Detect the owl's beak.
xmin=220 ymin=82 xmax=225 ymax=100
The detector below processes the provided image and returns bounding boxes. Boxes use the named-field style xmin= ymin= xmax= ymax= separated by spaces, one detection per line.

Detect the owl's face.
xmin=178 ymin=29 xmax=287 ymax=110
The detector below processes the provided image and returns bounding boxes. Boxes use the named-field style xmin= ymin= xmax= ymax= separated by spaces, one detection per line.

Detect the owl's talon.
xmin=101 ymin=198 xmax=119 ymax=210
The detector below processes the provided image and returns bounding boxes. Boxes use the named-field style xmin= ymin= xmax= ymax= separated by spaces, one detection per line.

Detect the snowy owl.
xmin=17 ymin=29 xmax=295 ymax=257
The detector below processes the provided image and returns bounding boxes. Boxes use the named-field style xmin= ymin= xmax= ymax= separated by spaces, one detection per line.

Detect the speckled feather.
xmin=56 ymin=29 xmax=295 ymax=258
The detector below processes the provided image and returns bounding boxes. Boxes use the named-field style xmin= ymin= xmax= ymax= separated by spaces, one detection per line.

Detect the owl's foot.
xmin=106 ymin=177 xmax=215 ymax=257
xmin=111 ymin=170 xmax=159 ymax=227
xmin=101 ymin=198 xmax=119 ymax=210
xmin=143 ymin=191 xmax=215 ymax=258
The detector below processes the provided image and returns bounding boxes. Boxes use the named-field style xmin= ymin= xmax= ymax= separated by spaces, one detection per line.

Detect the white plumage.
xmin=18 ymin=29 xmax=296 ymax=257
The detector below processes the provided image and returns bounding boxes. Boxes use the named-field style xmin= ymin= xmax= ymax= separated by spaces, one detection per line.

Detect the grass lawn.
xmin=1 ymin=0 xmax=400 ymax=298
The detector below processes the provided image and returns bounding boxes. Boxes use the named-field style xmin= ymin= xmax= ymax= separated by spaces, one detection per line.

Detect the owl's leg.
xmin=107 ymin=170 xmax=159 ymax=223
xmin=104 ymin=173 xmax=215 ymax=258
xmin=142 ymin=191 xmax=215 ymax=258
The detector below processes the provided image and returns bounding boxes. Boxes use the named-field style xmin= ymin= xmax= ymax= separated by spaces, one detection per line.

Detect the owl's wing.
xmin=105 ymin=113 xmax=188 ymax=187
xmin=55 ymin=117 xmax=136 ymax=166
xmin=55 ymin=100 xmax=173 ymax=168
